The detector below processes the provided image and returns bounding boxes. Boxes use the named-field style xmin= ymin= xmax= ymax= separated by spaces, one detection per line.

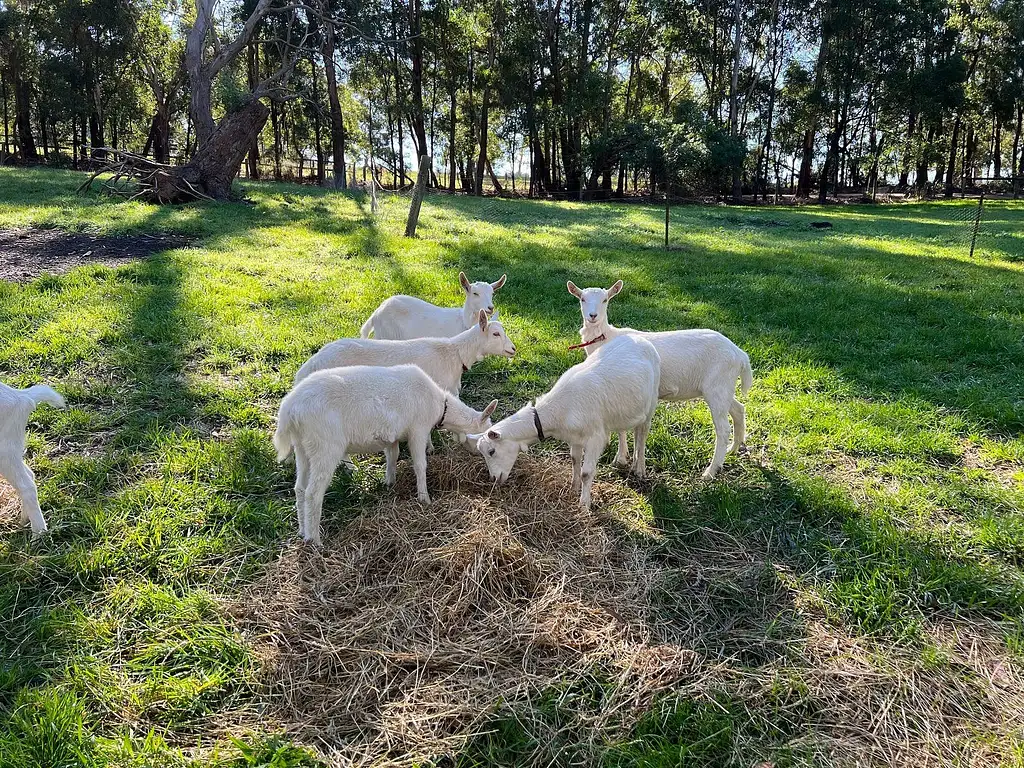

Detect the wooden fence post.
xmin=405 ymin=155 xmax=431 ymax=237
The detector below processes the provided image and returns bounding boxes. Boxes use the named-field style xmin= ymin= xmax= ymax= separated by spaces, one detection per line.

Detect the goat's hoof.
xmin=701 ymin=467 xmax=721 ymax=481
xmin=418 ymin=495 xmax=432 ymax=505
xmin=614 ymin=457 xmax=629 ymax=468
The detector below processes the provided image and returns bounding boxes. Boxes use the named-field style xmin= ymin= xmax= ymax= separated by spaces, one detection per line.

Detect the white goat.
xmin=360 ymin=272 xmax=507 ymax=339
xmin=274 ymin=364 xmax=497 ymax=545
xmin=471 ymin=335 xmax=660 ymax=511
xmin=1 ymin=382 xmax=66 ymax=535
xmin=568 ymin=279 xmax=752 ymax=479
xmin=296 ymin=309 xmax=516 ymax=392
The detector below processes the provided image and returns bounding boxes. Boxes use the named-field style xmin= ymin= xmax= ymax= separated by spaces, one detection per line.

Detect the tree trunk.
xmin=246 ymin=40 xmax=261 ymax=179
xmin=408 ymin=0 xmax=429 ymax=165
xmin=1013 ymin=103 xmax=1022 ymax=199
xmin=170 ymin=99 xmax=271 ymax=200
xmin=797 ymin=22 xmax=830 ymax=198
xmin=993 ymin=117 xmax=1001 ymax=180
xmin=322 ymin=15 xmax=347 ymax=189
xmin=899 ymin=111 xmax=916 ymax=188
xmin=917 ymin=125 xmax=933 ymax=188
xmin=729 ymin=0 xmax=743 ymax=202
xmin=475 ymin=33 xmax=496 ymax=196
xmin=944 ymin=114 xmax=962 ymax=198
xmin=14 ymin=76 xmax=37 ymax=160
xmin=448 ymin=84 xmax=457 ymax=192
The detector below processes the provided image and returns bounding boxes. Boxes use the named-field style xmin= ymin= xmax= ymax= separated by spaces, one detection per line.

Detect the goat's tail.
xmin=273 ymin=408 xmax=295 ymax=462
xmin=739 ymin=353 xmax=753 ymax=397
xmin=23 ymin=384 xmax=67 ymax=410
xmin=359 ymin=311 xmax=375 ymax=339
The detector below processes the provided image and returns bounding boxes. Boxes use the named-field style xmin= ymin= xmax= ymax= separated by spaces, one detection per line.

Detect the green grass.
xmin=1 ymin=167 xmax=1024 ymax=766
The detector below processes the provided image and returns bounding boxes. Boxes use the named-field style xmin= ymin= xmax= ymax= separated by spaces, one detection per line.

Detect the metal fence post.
xmin=968 ymin=190 xmax=985 ymax=259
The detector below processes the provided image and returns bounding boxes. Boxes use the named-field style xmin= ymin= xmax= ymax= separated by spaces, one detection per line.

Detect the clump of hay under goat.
xmin=233 ymin=453 xmax=694 ymax=766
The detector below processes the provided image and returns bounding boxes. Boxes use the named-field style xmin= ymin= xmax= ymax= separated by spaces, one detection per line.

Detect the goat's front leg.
xmin=384 ymin=441 xmax=399 ymax=486
xmin=407 ymin=431 xmax=431 ymax=504
xmin=2 ymin=460 xmax=46 ymax=535
xmin=579 ymin=434 xmax=608 ymax=511
xmin=570 ymin=442 xmax=583 ymax=494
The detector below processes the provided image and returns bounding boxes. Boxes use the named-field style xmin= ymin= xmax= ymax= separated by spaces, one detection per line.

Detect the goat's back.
xmin=542 ymin=335 xmax=660 ymax=436
xmin=637 ymin=329 xmax=747 ymax=401
xmin=281 ymin=364 xmax=439 ymax=443
xmin=296 ymin=336 xmax=454 ymax=388
xmin=370 ymin=295 xmax=465 ymax=340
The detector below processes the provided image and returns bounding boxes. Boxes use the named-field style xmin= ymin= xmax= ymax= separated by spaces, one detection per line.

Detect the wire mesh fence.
xmin=358 ymin=175 xmax=1002 ymax=267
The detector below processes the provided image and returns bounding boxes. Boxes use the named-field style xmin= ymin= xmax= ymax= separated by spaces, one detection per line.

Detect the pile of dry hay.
xmin=234 ymin=453 xmax=694 ymax=765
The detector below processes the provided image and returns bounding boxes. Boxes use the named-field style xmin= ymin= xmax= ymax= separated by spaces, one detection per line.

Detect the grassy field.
xmin=1 ymin=167 xmax=1023 ymax=767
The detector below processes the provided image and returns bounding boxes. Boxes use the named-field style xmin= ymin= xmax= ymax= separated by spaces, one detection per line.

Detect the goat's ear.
xmin=459 ymin=271 xmax=471 ymax=292
xmin=487 ymin=429 xmax=502 ymax=441
xmin=492 ymin=274 xmax=507 ymax=290
xmin=607 ymin=279 xmax=624 ymax=298
xmin=567 ymin=280 xmax=583 ymax=298
xmin=482 ymin=399 xmax=498 ymax=419
xmin=478 ymin=309 xmax=488 ymax=331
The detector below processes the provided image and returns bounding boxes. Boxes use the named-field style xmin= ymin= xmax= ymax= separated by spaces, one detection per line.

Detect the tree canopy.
xmin=1 ymin=0 xmax=1021 ymax=199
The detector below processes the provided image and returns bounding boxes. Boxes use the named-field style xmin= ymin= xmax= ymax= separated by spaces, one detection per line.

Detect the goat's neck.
xmin=579 ymin=319 xmax=615 ymax=356
xmin=461 ymin=301 xmax=477 ymax=329
xmin=452 ymin=329 xmax=481 ymax=370
xmin=441 ymin=395 xmax=485 ymax=433
xmin=495 ymin=405 xmax=544 ymax=446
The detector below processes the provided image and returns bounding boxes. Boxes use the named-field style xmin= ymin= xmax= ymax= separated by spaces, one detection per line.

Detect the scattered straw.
xmin=233 ymin=453 xmax=694 ymax=766
xmin=223 ymin=451 xmax=1024 ymax=767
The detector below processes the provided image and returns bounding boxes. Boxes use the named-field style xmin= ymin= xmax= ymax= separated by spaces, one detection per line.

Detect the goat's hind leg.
xmin=702 ymin=399 xmax=732 ymax=480
xmin=727 ymin=397 xmax=747 ymax=454
xmin=2 ymin=460 xmax=46 ymax=535
xmin=613 ymin=432 xmax=629 ymax=467
xmin=303 ymin=445 xmax=345 ymax=546
xmin=293 ymin=443 xmax=311 ymax=539
xmin=631 ymin=419 xmax=652 ymax=479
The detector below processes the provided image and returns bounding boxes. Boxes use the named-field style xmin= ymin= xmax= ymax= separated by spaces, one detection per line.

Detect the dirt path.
xmin=0 ymin=228 xmax=192 ymax=282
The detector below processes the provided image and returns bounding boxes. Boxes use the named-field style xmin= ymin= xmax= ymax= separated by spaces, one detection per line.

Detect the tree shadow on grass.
xmin=442 ymin=222 xmax=1024 ymax=435
xmin=0 ymin=252 xmax=300 ymax=744
xmin=450 ymin=456 xmax=1024 ymax=767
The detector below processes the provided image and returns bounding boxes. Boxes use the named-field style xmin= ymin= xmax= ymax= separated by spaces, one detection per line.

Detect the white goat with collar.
xmin=471 ymin=335 xmax=660 ymax=511
xmin=296 ymin=309 xmax=515 ymax=391
xmin=568 ymin=279 xmax=752 ymax=479
xmin=1 ymin=381 xmax=66 ymax=535
xmin=360 ymin=272 xmax=507 ymax=339
xmin=274 ymin=364 xmax=497 ymax=545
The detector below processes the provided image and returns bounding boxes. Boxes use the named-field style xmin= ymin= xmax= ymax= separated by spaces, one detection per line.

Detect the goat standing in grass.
xmin=568 ymin=279 xmax=751 ymax=479
xmin=274 ymin=364 xmax=497 ymax=545
xmin=1 ymin=382 xmax=66 ymax=535
xmin=360 ymin=272 xmax=506 ymax=339
xmin=471 ymin=335 xmax=660 ymax=511
xmin=297 ymin=309 xmax=515 ymax=392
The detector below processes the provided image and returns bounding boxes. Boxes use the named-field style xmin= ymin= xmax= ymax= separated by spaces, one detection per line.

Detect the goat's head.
xmin=471 ymin=426 xmax=525 ymax=484
xmin=460 ymin=272 xmax=507 ymax=319
xmin=473 ymin=309 xmax=517 ymax=358
xmin=567 ymin=279 xmax=623 ymax=326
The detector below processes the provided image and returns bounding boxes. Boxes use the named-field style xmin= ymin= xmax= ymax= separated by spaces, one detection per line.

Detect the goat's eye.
xmin=493 ymin=332 xmax=500 ymax=336
xmin=489 ymin=449 xmax=496 ymax=457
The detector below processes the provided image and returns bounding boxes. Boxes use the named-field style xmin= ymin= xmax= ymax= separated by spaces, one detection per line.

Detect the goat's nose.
xmin=487 ymin=305 xmax=494 ymax=313
xmin=588 ymin=313 xmax=597 ymax=320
